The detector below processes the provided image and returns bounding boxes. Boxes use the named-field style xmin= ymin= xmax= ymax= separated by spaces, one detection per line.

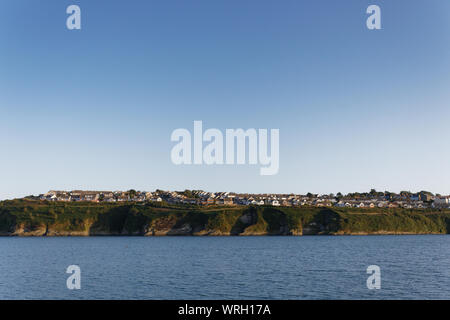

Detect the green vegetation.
xmin=0 ymin=199 xmax=450 ymax=236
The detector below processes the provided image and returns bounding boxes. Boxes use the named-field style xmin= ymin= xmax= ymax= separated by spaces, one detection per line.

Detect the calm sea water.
xmin=0 ymin=235 xmax=449 ymax=300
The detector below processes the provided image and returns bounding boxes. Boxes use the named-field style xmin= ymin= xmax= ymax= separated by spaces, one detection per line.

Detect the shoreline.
xmin=0 ymin=232 xmax=447 ymax=237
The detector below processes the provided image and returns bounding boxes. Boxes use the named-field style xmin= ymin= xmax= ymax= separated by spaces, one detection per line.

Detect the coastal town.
xmin=31 ymin=189 xmax=450 ymax=209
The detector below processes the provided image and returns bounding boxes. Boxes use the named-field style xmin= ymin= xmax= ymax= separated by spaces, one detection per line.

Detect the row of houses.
xmin=40 ymin=190 xmax=162 ymax=203
xmin=38 ymin=190 xmax=450 ymax=209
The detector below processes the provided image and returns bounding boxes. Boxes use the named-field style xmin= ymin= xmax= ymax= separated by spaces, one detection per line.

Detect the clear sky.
xmin=1 ymin=0 xmax=449 ymax=199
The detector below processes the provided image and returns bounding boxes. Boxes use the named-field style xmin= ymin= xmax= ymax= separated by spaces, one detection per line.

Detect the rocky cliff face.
xmin=1 ymin=206 xmax=307 ymax=236
xmin=1 ymin=200 xmax=450 ymax=236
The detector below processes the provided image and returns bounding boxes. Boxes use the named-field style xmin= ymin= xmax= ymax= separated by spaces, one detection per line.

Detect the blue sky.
xmin=0 ymin=0 xmax=449 ymax=199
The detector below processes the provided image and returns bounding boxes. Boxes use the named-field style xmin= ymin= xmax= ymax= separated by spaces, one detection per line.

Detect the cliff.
xmin=0 ymin=199 xmax=450 ymax=236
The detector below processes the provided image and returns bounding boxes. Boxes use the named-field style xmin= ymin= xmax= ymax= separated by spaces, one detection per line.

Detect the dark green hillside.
xmin=0 ymin=199 xmax=449 ymax=236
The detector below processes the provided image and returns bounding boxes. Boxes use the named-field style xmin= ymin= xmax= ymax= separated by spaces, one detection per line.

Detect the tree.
xmin=128 ymin=189 xmax=137 ymax=199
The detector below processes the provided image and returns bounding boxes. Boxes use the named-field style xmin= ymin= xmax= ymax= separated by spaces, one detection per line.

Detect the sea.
xmin=0 ymin=235 xmax=449 ymax=299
